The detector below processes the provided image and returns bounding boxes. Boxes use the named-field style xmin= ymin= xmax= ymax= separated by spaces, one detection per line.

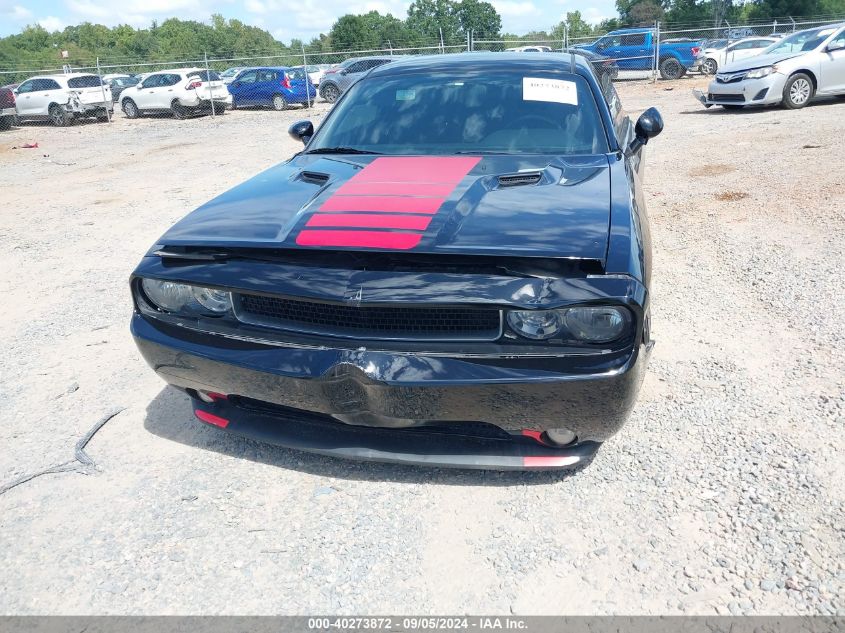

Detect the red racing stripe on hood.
xmin=306 ymin=214 xmax=433 ymax=230
xmin=296 ymin=156 xmax=481 ymax=250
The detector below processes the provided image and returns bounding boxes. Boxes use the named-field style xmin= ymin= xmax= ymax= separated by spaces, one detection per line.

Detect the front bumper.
xmin=132 ymin=311 xmax=650 ymax=468
xmin=1 ymin=106 xmax=14 ymax=117
xmin=694 ymin=73 xmax=786 ymax=106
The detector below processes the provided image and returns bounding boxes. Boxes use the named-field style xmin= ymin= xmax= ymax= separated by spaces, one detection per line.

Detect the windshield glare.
xmin=763 ymin=27 xmax=836 ymax=54
xmin=310 ymin=72 xmax=607 ymax=155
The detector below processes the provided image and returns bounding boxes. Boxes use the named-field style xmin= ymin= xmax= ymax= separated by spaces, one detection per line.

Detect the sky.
xmin=0 ymin=0 xmax=617 ymax=43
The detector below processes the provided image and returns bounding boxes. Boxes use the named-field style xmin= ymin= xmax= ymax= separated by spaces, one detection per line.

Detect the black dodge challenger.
xmin=131 ymin=53 xmax=663 ymax=470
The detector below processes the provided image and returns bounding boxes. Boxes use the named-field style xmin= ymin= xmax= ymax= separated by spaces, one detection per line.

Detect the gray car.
xmin=695 ymin=22 xmax=845 ymax=110
xmin=318 ymin=56 xmax=397 ymax=103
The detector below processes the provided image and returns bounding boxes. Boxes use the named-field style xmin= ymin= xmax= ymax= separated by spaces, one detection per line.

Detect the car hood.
xmin=158 ymin=154 xmax=613 ymax=263
xmin=720 ymin=52 xmax=802 ymax=73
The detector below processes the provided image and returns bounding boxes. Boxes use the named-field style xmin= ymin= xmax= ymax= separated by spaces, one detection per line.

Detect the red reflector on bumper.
xmin=195 ymin=409 xmax=230 ymax=428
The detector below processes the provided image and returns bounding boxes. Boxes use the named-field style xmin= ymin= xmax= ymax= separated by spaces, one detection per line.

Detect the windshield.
xmin=763 ymin=26 xmax=836 ymax=54
xmin=309 ymin=71 xmax=607 ymax=155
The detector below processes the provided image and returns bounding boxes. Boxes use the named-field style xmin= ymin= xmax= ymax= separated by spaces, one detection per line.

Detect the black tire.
xmin=49 ymin=103 xmax=72 ymax=127
xmin=96 ymin=111 xmax=110 ymax=123
xmin=321 ymin=83 xmax=340 ymax=103
xmin=271 ymin=94 xmax=287 ymax=111
xmin=701 ymin=58 xmax=718 ymax=75
xmin=171 ymin=100 xmax=190 ymax=119
xmin=211 ymin=102 xmax=226 ymax=115
xmin=721 ymin=104 xmax=744 ymax=110
xmin=659 ymin=57 xmax=684 ymax=80
xmin=782 ymin=72 xmax=814 ymax=109
xmin=122 ymin=99 xmax=140 ymax=119
xmin=0 ymin=115 xmax=12 ymax=131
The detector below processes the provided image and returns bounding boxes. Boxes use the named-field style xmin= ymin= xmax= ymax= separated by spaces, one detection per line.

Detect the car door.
xmin=620 ymin=33 xmax=650 ymax=69
xmin=156 ymin=73 xmax=183 ymax=108
xmin=254 ymin=70 xmax=277 ymax=105
xmin=337 ymin=60 xmax=369 ymax=92
xmin=596 ymin=36 xmax=624 ymax=67
xmin=134 ymin=74 xmax=163 ymax=109
xmin=818 ymin=29 xmax=845 ymax=93
xmin=13 ymin=79 xmax=36 ymax=115
xmin=228 ymin=70 xmax=258 ymax=106
xmin=29 ymin=78 xmax=64 ymax=116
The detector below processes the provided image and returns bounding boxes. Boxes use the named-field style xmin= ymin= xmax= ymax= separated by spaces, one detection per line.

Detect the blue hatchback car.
xmin=227 ymin=67 xmax=317 ymax=110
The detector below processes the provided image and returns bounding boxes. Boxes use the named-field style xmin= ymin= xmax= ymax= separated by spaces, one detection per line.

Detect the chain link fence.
xmin=1 ymin=14 xmax=843 ymax=123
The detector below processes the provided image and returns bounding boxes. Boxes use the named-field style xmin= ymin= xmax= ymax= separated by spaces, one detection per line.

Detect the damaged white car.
xmin=14 ymin=73 xmax=113 ymax=126
xmin=694 ymin=23 xmax=845 ymax=110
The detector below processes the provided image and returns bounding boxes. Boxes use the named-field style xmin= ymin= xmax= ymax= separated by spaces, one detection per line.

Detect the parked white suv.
xmin=119 ymin=68 xmax=232 ymax=119
xmin=14 ymin=73 xmax=113 ymax=126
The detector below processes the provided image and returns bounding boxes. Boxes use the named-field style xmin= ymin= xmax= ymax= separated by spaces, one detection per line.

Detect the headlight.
xmin=563 ymin=306 xmax=630 ymax=343
xmin=506 ymin=310 xmax=564 ymax=340
xmin=140 ymin=278 xmax=232 ymax=315
xmin=745 ymin=66 xmax=774 ymax=79
xmin=507 ymin=306 xmax=631 ymax=343
xmin=192 ymin=286 xmax=232 ymax=312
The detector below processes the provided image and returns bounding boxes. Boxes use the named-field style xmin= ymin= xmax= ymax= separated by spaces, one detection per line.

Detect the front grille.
xmin=716 ymin=72 xmax=746 ymax=83
xmin=709 ymin=93 xmax=745 ymax=103
xmin=234 ymin=293 xmax=502 ymax=341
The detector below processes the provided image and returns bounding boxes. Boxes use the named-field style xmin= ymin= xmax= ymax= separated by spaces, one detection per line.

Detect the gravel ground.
xmin=0 ymin=78 xmax=843 ymax=615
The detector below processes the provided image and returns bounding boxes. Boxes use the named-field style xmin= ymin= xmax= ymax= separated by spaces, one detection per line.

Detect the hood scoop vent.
xmin=298 ymin=171 xmax=330 ymax=185
xmin=497 ymin=172 xmax=542 ymax=188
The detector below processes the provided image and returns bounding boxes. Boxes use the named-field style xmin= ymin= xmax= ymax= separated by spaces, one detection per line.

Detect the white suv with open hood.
xmin=119 ymin=68 xmax=232 ymax=119
xmin=14 ymin=73 xmax=113 ymax=126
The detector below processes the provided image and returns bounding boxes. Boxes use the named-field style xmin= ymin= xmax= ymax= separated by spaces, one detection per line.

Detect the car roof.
xmin=149 ymin=68 xmax=205 ymax=74
xmin=26 ymin=73 xmax=99 ymax=80
xmin=369 ymin=52 xmax=595 ymax=79
xmin=796 ymin=21 xmax=845 ymax=33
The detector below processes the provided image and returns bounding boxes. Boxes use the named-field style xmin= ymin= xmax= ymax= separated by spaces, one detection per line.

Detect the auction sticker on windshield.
xmin=523 ymin=77 xmax=578 ymax=105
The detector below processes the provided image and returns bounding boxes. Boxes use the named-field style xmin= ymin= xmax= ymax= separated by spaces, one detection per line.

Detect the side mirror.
xmin=288 ymin=120 xmax=314 ymax=145
xmin=338 ymin=69 xmax=347 ymax=76
xmin=827 ymin=40 xmax=845 ymax=52
xmin=627 ymin=107 xmax=664 ymax=155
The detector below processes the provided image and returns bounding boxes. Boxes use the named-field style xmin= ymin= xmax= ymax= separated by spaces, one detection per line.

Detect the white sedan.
xmin=695 ymin=23 xmax=845 ymax=110
xmin=119 ymin=68 xmax=232 ymax=119
xmin=694 ymin=37 xmax=779 ymax=75
xmin=14 ymin=73 xmax=113 ymax=126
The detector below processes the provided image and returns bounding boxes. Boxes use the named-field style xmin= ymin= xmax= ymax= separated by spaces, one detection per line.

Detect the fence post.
xmin=439 ymin=28 xmax=445 ymax=53
xmin=772 ymin=19 xmax=777 ymax=34
xmin=471 ymin=29 xmax=474 ymax=51
xmin=789 ymin=16 xmax=796 ymax=32
xmin=301 ymin=42 xmax=311 ymax=109
xmin=653 ymin=20 xmax=661 ymax=82
xmin=564 ymin=23 xmax=569 ymax=51
xmin=467 ymin=31 xmax=470 ymax=52
xmin=204 ymin=51 xmax=214 ymax=118
xmin=96 ymin=57 xmax=111 ymax=123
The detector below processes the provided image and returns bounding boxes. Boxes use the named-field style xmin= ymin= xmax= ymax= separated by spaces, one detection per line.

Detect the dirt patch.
xmin=692 ymin=164 xmax=735 ymax=177
xmin=715 ymin=191 xmax=749 ymax=202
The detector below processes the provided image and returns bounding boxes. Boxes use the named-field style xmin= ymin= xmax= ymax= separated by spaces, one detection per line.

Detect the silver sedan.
xmin=694 ymin=22 xmax=845 ymax=110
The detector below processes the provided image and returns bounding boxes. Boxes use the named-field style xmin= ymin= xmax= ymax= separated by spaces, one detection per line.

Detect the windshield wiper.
xmin=305 ymin=147 xmax=382 ymax=155
xmin=453 ymin=150 xmax=514 ymax=155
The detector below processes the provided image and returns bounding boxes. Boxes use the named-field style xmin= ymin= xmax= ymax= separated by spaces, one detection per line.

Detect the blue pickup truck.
xmin=574 ymin=28 xmax=703 ymax=79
